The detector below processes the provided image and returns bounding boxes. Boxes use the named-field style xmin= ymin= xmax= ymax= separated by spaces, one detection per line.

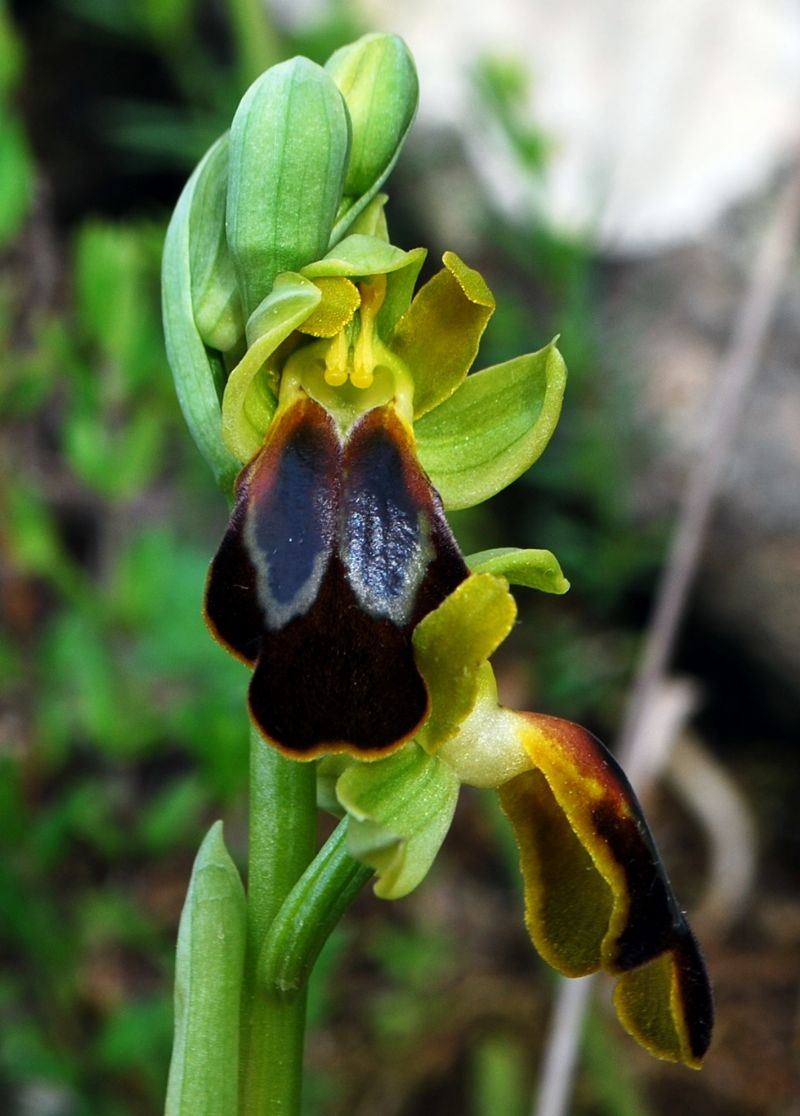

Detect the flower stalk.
xmin=239 ymin=736 xmax=317 ymax=1113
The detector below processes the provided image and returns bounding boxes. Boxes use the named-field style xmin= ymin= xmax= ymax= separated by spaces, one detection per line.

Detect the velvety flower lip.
xmin=496 ymin=712 xmax=713 ymax=1067
xmin=204 ymin=394 xmax=468 ymax=758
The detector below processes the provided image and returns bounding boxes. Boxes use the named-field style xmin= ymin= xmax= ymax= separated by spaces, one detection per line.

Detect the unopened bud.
xmin=226 ymin=57 xmax=351 ymax=316
xmin=326 ymin=33 xmax=418 ymax=200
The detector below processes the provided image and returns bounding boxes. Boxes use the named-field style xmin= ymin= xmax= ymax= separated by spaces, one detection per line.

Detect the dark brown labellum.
xmin=205 ymin=396 xmax=469 ymax=757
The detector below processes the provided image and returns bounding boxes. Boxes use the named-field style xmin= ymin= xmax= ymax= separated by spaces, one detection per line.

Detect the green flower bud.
xmin=326 ymin=33 xmax=418 ymax=200
xmin=226 ymin=57 xmax=351 ymax=317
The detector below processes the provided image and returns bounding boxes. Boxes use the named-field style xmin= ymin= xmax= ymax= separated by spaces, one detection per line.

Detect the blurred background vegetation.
xmin=1 ymin=1 xmax=797 ymax=1114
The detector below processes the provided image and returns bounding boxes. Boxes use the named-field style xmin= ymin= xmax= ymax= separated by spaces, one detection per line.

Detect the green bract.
xmin=165 ymin=822 xmax=246 ymax=1116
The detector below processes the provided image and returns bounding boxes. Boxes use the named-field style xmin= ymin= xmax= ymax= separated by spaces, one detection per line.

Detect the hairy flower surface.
xmin=205 ymin=395 xmax=469 ymax=755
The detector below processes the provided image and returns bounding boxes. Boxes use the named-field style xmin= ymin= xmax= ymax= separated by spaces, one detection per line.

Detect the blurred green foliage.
xmin=0 ymin=3 xmax=667 ymax=1114
xmin=0 ymin=2 xmax=33 ymax=246
xmin=0 ymin=205 xmax=253 ymax=1109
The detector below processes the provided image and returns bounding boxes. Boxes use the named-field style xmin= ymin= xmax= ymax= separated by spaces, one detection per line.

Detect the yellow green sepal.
xmin=415 ymin=339 xmax=567 ymax=509
xmin=336 ymin=743 xmax=459 ymax=899
xmin=393 ymin=251 xmax=496 ymax=418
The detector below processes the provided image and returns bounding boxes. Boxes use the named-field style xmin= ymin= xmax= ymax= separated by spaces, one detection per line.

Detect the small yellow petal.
xmin=413 ymin=573 xmax=516 ymax=754
xmin=299 ymin=277 xmax=361 ymax=337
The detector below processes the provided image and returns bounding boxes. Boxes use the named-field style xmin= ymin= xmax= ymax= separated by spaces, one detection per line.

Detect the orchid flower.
xmin=333 ymin=572 xmax=713 ymax=1067
xmin=162 ymin=34 xmax=712 ymax=1095
xmin=203 ymin=239 xmax=565 ymax=757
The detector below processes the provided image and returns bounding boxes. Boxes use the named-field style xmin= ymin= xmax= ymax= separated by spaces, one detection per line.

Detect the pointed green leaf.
xmin=221 ymin=272 xmax=321 ymax=462
xmin=227 ymin=57 xmax=350 ymax=316
xmin=467 ymin=547 xmax=570 ymax=594
xmin=165 ymin=821 xmax=246 ymax=1116
xmin=415 ymin=340 xmax=567 ymax=510
xmin=162 ymin=148 xmax=241 ymax=493
xmin=337 ymin=744 xmax=459 ymax=899
xmin=392 ymin=251 xmax=495 ymax=418
xmin=413 ymin=573 xmax=516 ymax=752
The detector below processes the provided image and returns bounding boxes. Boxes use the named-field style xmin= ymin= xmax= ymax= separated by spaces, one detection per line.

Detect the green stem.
xmin=228 ymin=0 xmax=283 ymax=88
xmin=260 ymin=820 xmax=373 ymax=996
xmin=239 ymin=731 xmax=317 ymax=1115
